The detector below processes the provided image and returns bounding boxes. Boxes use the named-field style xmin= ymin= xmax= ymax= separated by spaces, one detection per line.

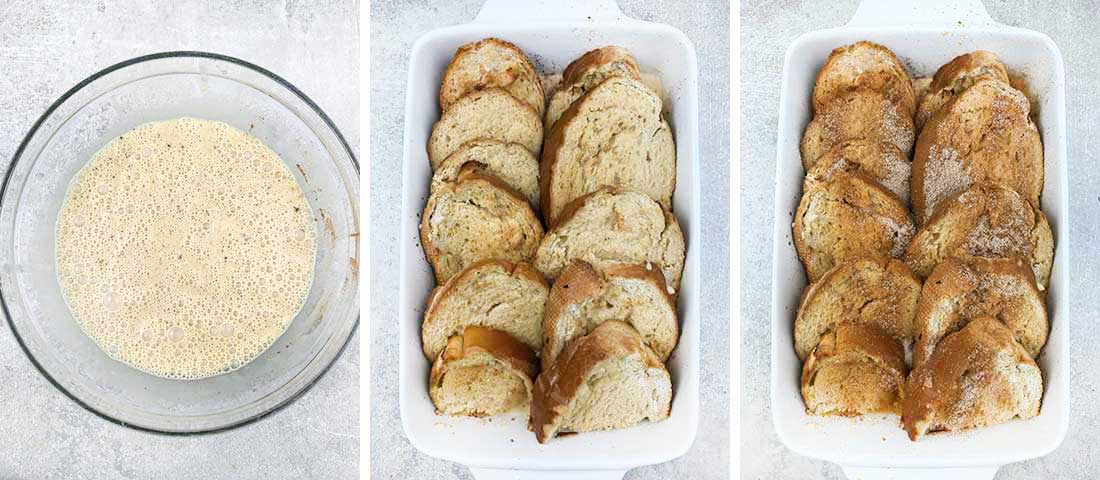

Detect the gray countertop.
xmin=0 ymin=1 xmax=359 ymax=478
xmin=368 ymin=0 xmax=730 ymax=478
xmin=741 ymin=0 xmax=1100 ymax=478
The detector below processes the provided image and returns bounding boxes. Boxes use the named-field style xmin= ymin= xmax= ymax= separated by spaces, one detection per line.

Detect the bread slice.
xmin=541 ymin=76 xmax=675 ymax=225
xmin=812 ymin=41 xmax=916 ymax=119
xmin=530 ymin=320 xmax=671 ymax=443
xmin=912 ymin=257 xmax=1047 ymax=369
xmin=801 ymin=89 xmax=916 ymax=169
xmin=902 ymin=317 xmax=1042 ymax=441
xmin=421 ymin=259 xmax=548 ymax=360
xmin=913 ymin=77 xmax=933 ymax=106
xmin=427 ymin=88 xmax=543 ymax=167
xmin=545 ymin=46 xmax=643 ymax=131
xmin=800 ymin=322 xmax=907 ymax=416
xmin=915 ymin=51 xmax=1010 ymax=130
xmin=803 ymin=139 xmax=911 ymax=204
xmin=541 ymin=260 xmax=678 ymax=370
xmin=430 ymin=139 xmax=540 ymax=206
xmin=905 ymin=183 xmax=1054 ymax=291
xmin=420 ymin=165 xmax=543 ymax=283
xmin=429 ymin=326 xmax=538 ymax=417
xmin=793 ymin=172 xmax=915 ymax=282
xmin=793 ymin=257 xmax=921 ymax=361
xmin=438 ymin=38 xmax=544 ymax=116
xmin=911 ymin=79 xmax=1043 ymax=222
xmin=534 ymin=187 xmax=685 ymax=292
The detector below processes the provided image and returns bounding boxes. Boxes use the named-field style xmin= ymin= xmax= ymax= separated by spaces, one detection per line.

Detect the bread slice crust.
xmin=904 ymin=183 xmax=1054 ymax=291
xmin=439 ymin=38 xmax=545 ymax=116
xmin=911 ymin=78 xmax=1043 ymax=222
xmin=793 ymin=172 xmax=915 ymax=282
xmin=800 ymin=322 xmax=907 ymax=416
xmin=541 ymin=260 xmax=678 ymax=370
xmin=530 ymin=320 xmax=671 ymax=443
xmin=545 ymin=46 xmax=643 ymax=131
xmin=915 ymin=50 xmax=1010 ymax=130
xmin=429 ymin=325 xmax=538 ymax=417
xmin=541 ymin=76 xmax=675 ymax=225
xmin=428 ymin=87 xmax=543 ymax=167
xmin=420 ymin=165 xmax=544 ymax=283
xmin=902 ymin=317 xmax=1042 ymax=441
xmin=430 ymin=139 xmax=541 ymax=206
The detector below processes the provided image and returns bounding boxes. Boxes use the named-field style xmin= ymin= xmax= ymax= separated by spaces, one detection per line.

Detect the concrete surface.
xmin=741 ymin=1 xmax=1100 ymax=478
xmin=369 ymin=0 xmax=730 ymax=478
xmin=0 ymin=1 xmax=359 ymax=479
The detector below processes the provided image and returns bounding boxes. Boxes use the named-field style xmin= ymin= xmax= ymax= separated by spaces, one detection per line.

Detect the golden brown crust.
xmin=560 ymin=46 xmax=642 ymax=90
xmin=902 ymin=317 xmax=1042 ymax=440
xmin=800 ymin=322 xmax=907 ymax=416
xmin=911 ymin=256 xmax=1047 ymax=369
xmin=915 ymin=51 xmax=1010 ymax=129
xmin=439 ymin=38 xmax=544 ymax=114
xmin=812 ymin=41 xmax=916 ymax=119
xmin=530 ymin=320 xmax=667 ymax=443
xmin=911 ymin=78 xmax=1043 ymax=222
xmin=429 ymin=326 xmax=538 ymax=417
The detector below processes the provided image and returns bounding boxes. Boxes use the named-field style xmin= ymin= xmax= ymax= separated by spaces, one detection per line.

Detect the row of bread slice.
xmin=795 ymin=255 xmax=1048 ymax=440
xmin=422 ymin=258 xmax=678 ymax=442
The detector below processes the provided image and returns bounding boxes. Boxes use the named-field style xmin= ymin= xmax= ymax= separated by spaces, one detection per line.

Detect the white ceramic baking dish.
xmin=770 ymin=0 xmax=1069 ymax=478
xmin=397 ymin=1 xmax=700 ymax=478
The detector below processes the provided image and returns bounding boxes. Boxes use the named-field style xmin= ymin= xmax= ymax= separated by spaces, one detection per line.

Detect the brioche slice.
xmin=420 ymin=165 xmax=543 ymax=283
xmin=803 ymin=140 xmax=911 ymax=204
xmin=541 ymin=76 xmax=675 ymax=225
xmin=911 ymin=79 xmax=1043 ymax=222
xmin=812 ymin=41 xmax=916 ymax=119
xmin=800 ymin=323 xmax=907 ymax=416
xmin=902 ymin=317 xmax=1042 ymax=441
xmin=427 ymin=88 xmax=543 ymax=166
xmin=534 ymin=188 xmax=685 ymax=292
xmin=430 ymin=139 xmax=540 ymax=206
xmin=438 ymin=38 xmax=544 ymax=116
xmin=801 ymin=89 xmax=916 ymax=168
xmin=915 ymin=51 xmax=1010 ymax=130
xmin=793 ymin=257 xmax=921 ymax=360
xmin=912 ymin=257 xmax=1047 ymax=369
xmin=545 ymin=46 xmax=643 ymax=130
xmin=421 ymin=259 xmax=548 ymax=360
xmin=541 ymin=260 xmax=678 ymax=370
xmin=530 ymin=320 xmax=672 ymax=443
xmin=905 ymin=183 xmax=1053 ymax=291
xmin=793 ymin=172 xmax=915 ymax=282
xmin=429 ymin=326 xmax=538 ymax=417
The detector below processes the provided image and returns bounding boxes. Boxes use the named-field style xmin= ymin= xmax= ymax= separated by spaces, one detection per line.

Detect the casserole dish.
xmin=397 ymin=0 xmax=700 ymax=478
xmin=770 ymin=0 xmax=1069 ymax=478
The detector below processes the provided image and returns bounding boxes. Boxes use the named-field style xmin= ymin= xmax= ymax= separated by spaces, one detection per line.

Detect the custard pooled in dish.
xmin=56 ymin=118 xmax=317 ymax=380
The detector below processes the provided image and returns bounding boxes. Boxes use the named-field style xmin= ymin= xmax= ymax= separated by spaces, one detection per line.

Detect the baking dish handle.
xmin=847 ymin=0 xmax=995 ymax=28
xmin=842 ymin=465 xmax=999 ymax=480
xmin=469 ymin=467 xmax=628 ymax=480
xmin=474 ymin=0 xmax=627 ymax=24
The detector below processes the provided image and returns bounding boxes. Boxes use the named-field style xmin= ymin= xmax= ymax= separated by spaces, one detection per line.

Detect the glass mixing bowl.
xmin=0 ymin=52 xmax=360 ymax=433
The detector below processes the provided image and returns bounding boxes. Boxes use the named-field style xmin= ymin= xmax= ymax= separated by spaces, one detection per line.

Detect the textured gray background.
xmin=0 ymin=1 xmax=359 ymax=479
xmin=369 ymin=0 xmax=730 ymax=478
xmin=742 ymin=1 xmax=1099 ymax=478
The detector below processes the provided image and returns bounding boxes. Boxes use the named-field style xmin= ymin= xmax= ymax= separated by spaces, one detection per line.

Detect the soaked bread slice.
xmin=812 ymin=41 xmax=916 ymax=120
xmin=428 ymin=88 xmax=543 ymax=167
xmin=430 ymin=139 xmax=540 ymax=206
xmin=913 ymin=76 xmax=933 ymax=106
xmin=803 ymin=139 xmax=911 ymax=204
xmin=534 ymin=188 xmax=685 ymax=292
xmin=905 ymin=183 xmax=1053 ymax=291
xmin=438 ymin=38 xmax=544 ymax=116
xmin=545 ymin=46 xmax=643 ymax=131
xmin=429 ymin=326 xmax=538 ymax=417
xmin=793 ymin=257 xmax=921 ymax=361
xmin=541 ymin=260 xmax=678 ymax=370
xmin=801 ymin=89 xmax=916 ymax=169
xmin=420 ymin=165 xmax=543 ymax=283
xmin=902 ymin=317 xmax=1042 ymax=441
xmin=911 ymin=79 xmax=1043 ymax=222
xmin=793 ymin=172 xmax=915 ymax=282
xmin=541 ymin=76 xmax=675 ymax=225
xmin=912 ymin=257 xmax=1047 ymax=369
xmin=421 ymin=259 xmax=548 ymax=359
xmin=915 ymin=51 xmax=1010 ymax=130
xmin=530 ymin=320 xmax=671 ymax=443
xmin=800 ymin=322 xmax=907 ymax=416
